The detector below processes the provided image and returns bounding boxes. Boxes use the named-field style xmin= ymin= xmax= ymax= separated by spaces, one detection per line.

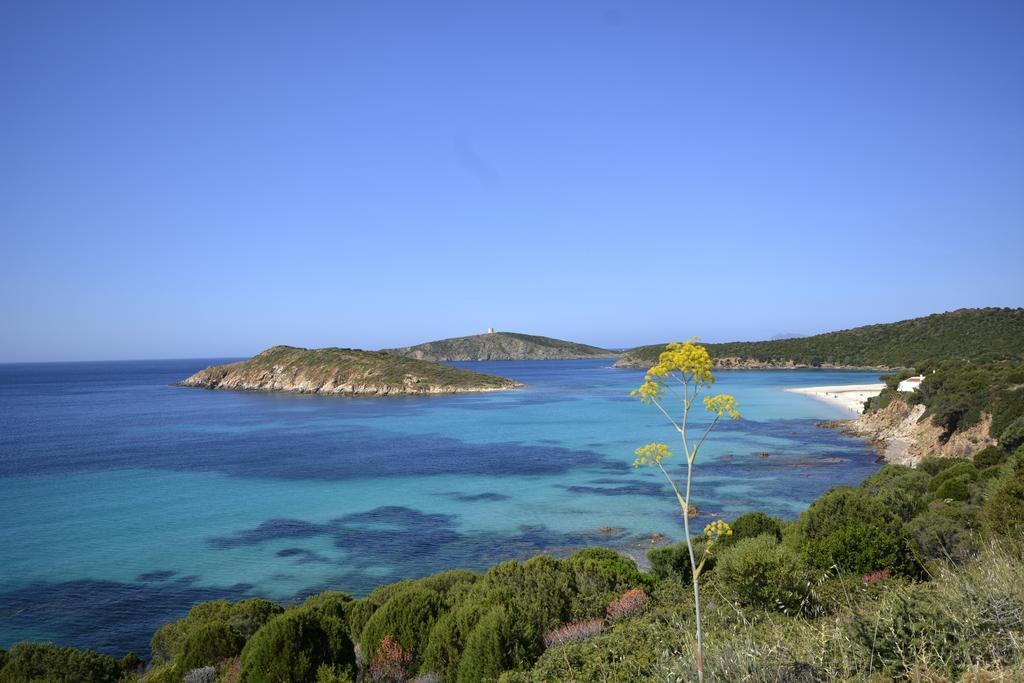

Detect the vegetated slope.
xmin=13 ymin=445 xmax=1024 ymax=682
xmin=383 ymin=332 xmax=620 ymax=361
xmin=177 ymin=345 xmax=521 ymax=396
xmin=616 ymin=308 xmax=1024 ymax=369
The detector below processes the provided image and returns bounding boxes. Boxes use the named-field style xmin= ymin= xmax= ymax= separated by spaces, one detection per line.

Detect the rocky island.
xmin=177 ymin=345 xmax=521 ymax=396
xmin=382 ymin=331 xmax=620 ymax=361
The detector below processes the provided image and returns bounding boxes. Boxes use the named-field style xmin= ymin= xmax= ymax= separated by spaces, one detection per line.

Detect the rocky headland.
xmin=823 ymin=397 xmax=996 ymax=466
xmin=177 ymin=345 xmax=521 ymax=396
xmin=383 ymin=331 xmax=619 ymax=362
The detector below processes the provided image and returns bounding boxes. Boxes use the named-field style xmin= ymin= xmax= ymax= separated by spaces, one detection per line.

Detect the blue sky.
xmin=2 ymin=1 xmax=1022 ymax=361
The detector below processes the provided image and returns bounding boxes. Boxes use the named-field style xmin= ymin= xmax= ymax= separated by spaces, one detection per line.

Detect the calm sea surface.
xmin=0 ymin=358 xmax=881 ymax=656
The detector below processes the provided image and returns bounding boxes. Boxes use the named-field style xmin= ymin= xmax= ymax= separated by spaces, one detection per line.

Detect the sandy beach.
xmin=785 ymin=383 xmax=885 ymax=414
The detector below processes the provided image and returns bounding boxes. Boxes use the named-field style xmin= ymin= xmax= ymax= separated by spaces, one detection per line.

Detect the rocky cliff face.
xmin=383 ymin=332 xmax=619 ymax=362
xmin=831 ymin=397 xmax=996 ymax=466
xmin=177 ymin=346 xmax=521 ymax=396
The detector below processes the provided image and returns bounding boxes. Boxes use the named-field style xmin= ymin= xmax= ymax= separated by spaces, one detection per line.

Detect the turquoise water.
xmin=0 ymin=359 xmax=880 ymax=656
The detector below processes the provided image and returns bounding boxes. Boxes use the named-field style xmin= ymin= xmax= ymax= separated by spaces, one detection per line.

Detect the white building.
xmin=486 ymin=327 xmax=495 ymax=334
xmin=898 ymin=375 xmax=926 ymax=392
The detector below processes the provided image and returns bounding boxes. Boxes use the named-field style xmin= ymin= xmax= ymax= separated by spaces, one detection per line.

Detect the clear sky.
xmin=2 ymin=1 xmax=1022 ymax=361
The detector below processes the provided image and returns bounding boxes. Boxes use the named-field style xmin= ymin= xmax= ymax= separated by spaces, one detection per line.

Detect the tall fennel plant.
xmin=631 ymin=340 xmax=739 ymax=682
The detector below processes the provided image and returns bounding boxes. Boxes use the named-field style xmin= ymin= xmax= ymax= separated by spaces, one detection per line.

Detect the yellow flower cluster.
xmin=704 ymin=394 xmax=741 ymax=420
xmin=630 ymin=377 xmax=665 ymax=404
xmin=633 ymin=443 xmax=672 ymax=468
xmin=657 ymin=340 xmax=715 ymax=385
xmin=703 ymin=519 xmax=733 ymax=550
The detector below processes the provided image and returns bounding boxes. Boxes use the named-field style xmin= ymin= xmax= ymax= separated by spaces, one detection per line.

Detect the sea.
xmin=0 ymin=358 xmax=882 ymax=657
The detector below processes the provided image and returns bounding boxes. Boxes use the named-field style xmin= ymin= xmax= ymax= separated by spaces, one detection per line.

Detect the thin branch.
xmin=651 ymin=398 xmax=682 ymax=433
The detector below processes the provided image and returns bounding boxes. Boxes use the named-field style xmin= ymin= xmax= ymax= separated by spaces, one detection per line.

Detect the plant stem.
xmin=683 ymin=451 xmax=704 ymax=682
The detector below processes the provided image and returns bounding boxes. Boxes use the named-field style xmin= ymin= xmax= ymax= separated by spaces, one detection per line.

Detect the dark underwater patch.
xmin=446 ymin=491 xmax=510 ymax=502
xmin=136 ymin=570 xmax=177 ymax=582
xmin=0 ymin=577 xmax=254 ymax=659
xmin=276 ymin=548 xmax=332 ymax=564
xmin=208 ymin=506 xmax=660 ymax=597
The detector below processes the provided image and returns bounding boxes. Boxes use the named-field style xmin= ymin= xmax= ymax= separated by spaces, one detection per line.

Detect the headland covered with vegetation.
xmin=4 ymin=309 xmax=1024 ymax=682
xmin=177 ymin=346 xmax=521 ymax=396
xmin=616 ymin=308 xmax=1024 ymax=370
xmin=382 ymin=332 xmax=619 ymax=362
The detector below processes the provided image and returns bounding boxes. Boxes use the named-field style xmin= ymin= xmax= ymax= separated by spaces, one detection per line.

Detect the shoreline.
xmin=785 ymin=383 xmax=885 ymax=415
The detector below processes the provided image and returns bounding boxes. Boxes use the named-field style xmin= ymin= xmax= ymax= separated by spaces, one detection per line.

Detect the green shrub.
xmin=789 ymin=487 xmax=919 ymax=577
xmin=149 ymin=597 xmax=282 ymax=665
xmin=423 ymin=601 xmax=491 ymax=683
xmin=647 ymin=538 xmax=712 ymax=582
xmin=983 ymin=467 xmax=1024 ymax=540
xmin=860 ymin=464 xmax=931 ymax=520
xmin=344 ymin=597 xmax=379 ymax=642
xmin=415 ymin=569 xmax=479 ymax=605
xmin=175 ymin=621 xmax=245 ymax=675
xmin=316 ymin=663 xmax=355 ymax=682
xmin=456 ymin=605 xmax=517 ymax=683
xmin=918 ymin=456 xmax=958 ymax=476
xmin=974 ymin=445 xmax=1009 ymax=469
xmin=991 ymin=389 xmax=1024 ymax=441
xmin=562 ymin=547 xmax=649 ymax=618
xmin=907 ymin=501 xmax=983 ymax=563
xmin=713 ymin=534 xmax=808 ymax=611
xmin=999 ymin=415 xmax=1024 ymax=451
xmin=729 ymin=511 xmax=783 ymax=543
xmin=0 ymin=643 xmax=134 ymax=683
xmin=926 ymin=461 xmax=978 ymax=493
xmin=359 ymin=586 xmax=444 ymax=671
xmin=931 ymin=477 xmax=971 ymax=502
xmin=240 ymin=609 xmax=355 ymax=683
xmin=860 ymin=465 xmax=929 ymax=497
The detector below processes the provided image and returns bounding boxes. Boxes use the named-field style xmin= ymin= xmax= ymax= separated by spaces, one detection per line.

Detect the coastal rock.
xmin=177 ymin=345 xmax=521 ymax=397
xmin=831 ymin=398 xmax=996 ymax=466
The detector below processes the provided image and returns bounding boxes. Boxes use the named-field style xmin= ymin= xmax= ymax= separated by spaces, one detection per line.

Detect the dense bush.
xmin=999 ymin=415 xmax=1024 ymax=451
xmin=931 ymin=477 xmax=970 ymax=502
xmin=907 ymin=501 xmax=983 ymax=563
xmin=174 ymin=621 xmax=245 ymax=675
xmin=788 ymin=487 xmax=919 ymax=577
xmin=0 ymin=643 xmax=138 ymax=683
xmin=647 ymin=537 xmax=712 ymax=581
xmin=860 ymin=464 xmax=931 ymax=521
xmin=240 ymin=608 xmax=355 ymax=683
xmin=927 ymin=461 xmax=977 ymax=493
xmin=917 ymin=455 xmax=958 ymax=476
xmin=422 ymin=601 xmax=490 ymax=683
xmin=359 ymin=587 xmax=444 ymax=672
xmin=456 ymin=606 xmax=518 ymax=683
xmin=149 ymin=597 xmax=282 ymax=666
xmin=974 ymin=445 xmax=1009 ymax=469
xmin=605 ymin=588 xmax=648 ymax=622
xmin=729 ymin=511 xmax=783 ymax=543
xmin=982 ymin=466 xmax=1024 ymax=540
xmin=713 ymin=534 xmax=809 ymax=611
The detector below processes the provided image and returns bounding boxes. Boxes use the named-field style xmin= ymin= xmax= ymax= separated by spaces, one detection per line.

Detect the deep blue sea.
xmin=0 ymin=359 xmax=881 ymax=657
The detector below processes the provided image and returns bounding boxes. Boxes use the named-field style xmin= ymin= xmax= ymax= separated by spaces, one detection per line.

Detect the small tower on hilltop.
xmin=486 ymin=327 xmax=495 ymax=334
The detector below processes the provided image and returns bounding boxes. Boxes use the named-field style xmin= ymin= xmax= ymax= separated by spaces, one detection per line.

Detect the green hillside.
xmin=383 ymin=331 xmax=619 ymax=361
xmin=617 ymin=308 xmax=1024 ymax=369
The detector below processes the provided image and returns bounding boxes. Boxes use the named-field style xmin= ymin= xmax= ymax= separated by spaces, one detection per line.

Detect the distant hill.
xmin=177 ymin=345 xmax=520 ymax=396
xmin=382 ymin=332 xmax=620 ymax=361
xmin=615 ymin=308 xmax=1024 ymax=370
